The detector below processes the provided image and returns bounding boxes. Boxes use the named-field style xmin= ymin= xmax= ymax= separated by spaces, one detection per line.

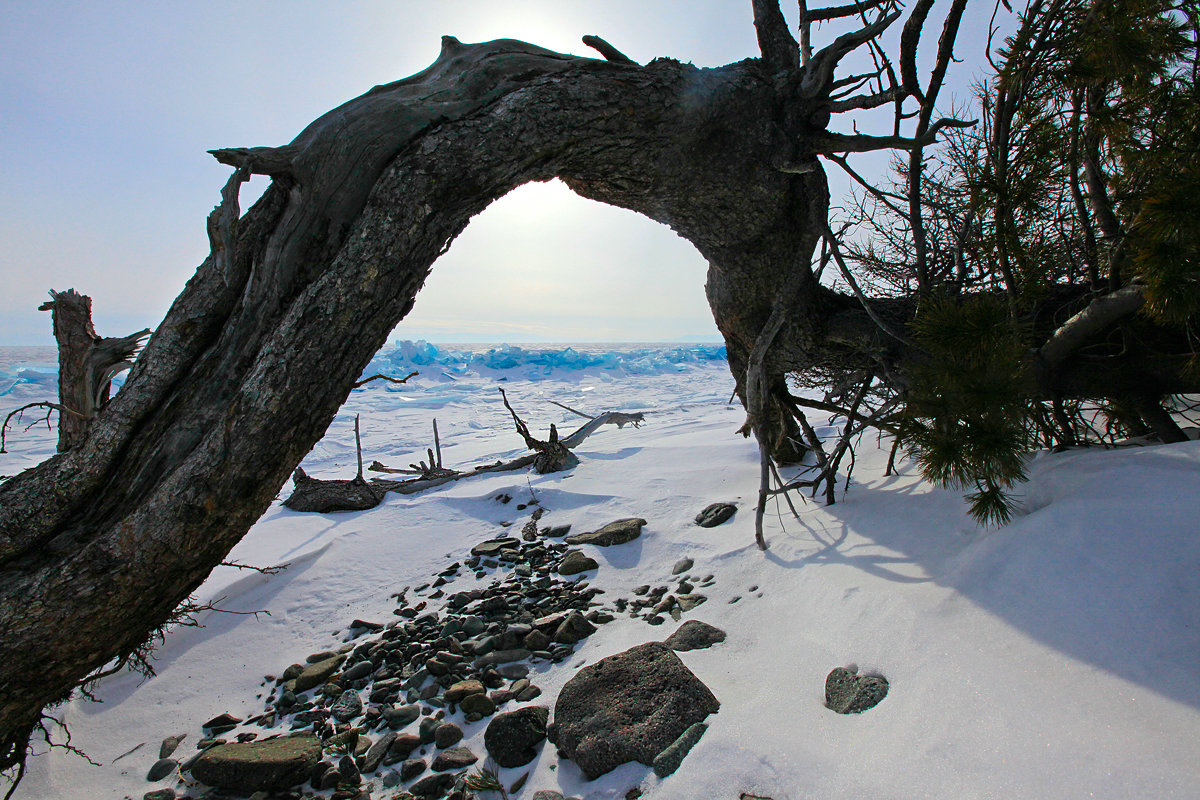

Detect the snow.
xmin=2 ymin=343 xmax=1199 ymax=799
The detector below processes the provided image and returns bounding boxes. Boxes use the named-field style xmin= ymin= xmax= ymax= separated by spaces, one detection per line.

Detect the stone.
xmin=524 ymin=629 xmax=551 ymax=651
xmin=472 ymin=537 xmax=521 ymax=556
xmin=443 ymin=680 xmax=485 ymax=704
xmin=362 ymin=732 xmax=397 ymax=773
xmin=431 ymin=746 xmax=477 ymax=771
xmin=558 ymin=550 xmax=599 ymax=576
xmin=381 ymin=769 xmax=402 ymax=788
xmin=293 ymin=655 xmax=345 ymax=693
xmin=341 ymin=660 xmax=374 ymax=682
xmin=410 ymin=771 xmax=456 ymax=796
xmin=400 ymin=757 xmax=427 ymax=781
xmin=532 ymin=792 xmax=566 ymax=800
xmin=671 ymin=557 xmax=694 ymax=575
xmin=189 ymin=735 xmax=322 ymax=792
xmin=565 ymin=518 xmax=646 ymax=546
xmin=143 ymin=790 xmax=176 ymax=800
xmin=825 ymin=667 xmax=889 ymax=714
xmin=664 ymin=620 xmax=727 ymax=651
xmin=338 ymin=753 xmax=361 ymax=783
xmin=159 ymin=734 xmax=187 ymax=759
xmin=146 ymin=758 xmax=178 ymax=781
xmin=385 ymin=733 xmax=422 ymax=764
xmin=483 ymin=706 xmax=549 ymax=768
xmin=331 ymin=690 xmax=363 ymax=722
xmin=694 ymin=503 xmax=736 ymax=528
xmin=434 ymin=722 xmax=463 ymax=748
xmin=542 ymin=524 xmax=571 ymax=537
xmin=548 ymin=642 xmax=719 ymax=780
xmin=202 ymin=713 xmax=242 ymax=735
xmin=383 ymin=703 xmax=421 ymax=728
xmin=651 ymin=722 xmax=707 ymax=777
xmin=553 ymin=611 xmax=596 ymax=645
xmin=473 ymin=648 xmax=531 ymax=669
xmin=676 ymin=594 xmax=707 ymax=612
xmin=460 ymin=693 xmax=496 ymax=716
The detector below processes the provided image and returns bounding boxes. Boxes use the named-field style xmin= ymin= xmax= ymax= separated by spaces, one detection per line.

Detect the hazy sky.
xmin=0 ymin=1 xmax=1001 ymax=345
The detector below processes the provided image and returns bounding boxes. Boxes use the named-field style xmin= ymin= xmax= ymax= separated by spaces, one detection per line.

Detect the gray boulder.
xmin=189 ymin=735 xmax=321 ymax=791
xmin=548 ymin=642 xmax=718 ymax=779
xmin=825 ymin=667 xmax=888 ymax=714
xmin=664 ymin=620 xmax=726 ymax=651
xmin=558 ymin=550 xmax=598 ymax=575
xmin=652 ymin=722 xmax=707 ymax=777
xmin=292 ymin=654 xmax=344 ymax=693
xmin=694 ymin=503 xmax=736 ymax=527
xmin=565 ymin=518 xmax=646 ymax=546
xmin=484 ymin=706 xmax=549 ymax=768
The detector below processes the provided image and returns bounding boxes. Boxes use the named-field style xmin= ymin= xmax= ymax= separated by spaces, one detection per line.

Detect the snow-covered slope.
xmin=3 ymin=344 xmax=1198 ymax=799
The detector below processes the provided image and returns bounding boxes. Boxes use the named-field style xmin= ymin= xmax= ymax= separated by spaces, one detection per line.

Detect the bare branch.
xmin=823 ymin=223 xmax=918 ymax=348
xmin=815 ymin=116 xmax=975 ymax=152
xmin=1 ymin=402 xmax=87 ymax=454
xmin=807 ymin=0 xmax=893 ymax=23
xmin=582 ymin=35 xmax=638 ymax=66
xmin=352 ymin=370 xmax=418 ymax=388
xmin=828 ymin=86 xmax=903 ymax=112
xmin=1038 ymin=285 xmax=1147 ymax=368
xmin=801 ymin=11 xmax=901 ymax=99
xmin=899 ymin=0 xmax=936 ymax=102
xmin=218 ymin=561 xmax=289 ymax=574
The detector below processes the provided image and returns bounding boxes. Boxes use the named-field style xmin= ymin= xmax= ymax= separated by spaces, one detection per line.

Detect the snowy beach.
xmin=2 ymin=342 xmax=1200 ymax=799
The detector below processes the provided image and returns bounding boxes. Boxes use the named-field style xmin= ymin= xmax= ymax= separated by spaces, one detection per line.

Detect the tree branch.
xmin=807 ymin=0 xmax=893 ymax=23
xmin=1037 ymin=284 xmax=1146 ymax=368
xmin=352 ymin=370 xmax=419 ymax=388
xmin=581 ymin=35 xmax=638 ymax=66
xmin=753 ymin=0 xmax=801 ymax=81
xmin=801 ymin=11 xmax=901 ymax=99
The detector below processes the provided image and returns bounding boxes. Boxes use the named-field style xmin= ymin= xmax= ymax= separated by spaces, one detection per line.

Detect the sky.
xmin=0 ymin=1 xmax=1003 ymax=346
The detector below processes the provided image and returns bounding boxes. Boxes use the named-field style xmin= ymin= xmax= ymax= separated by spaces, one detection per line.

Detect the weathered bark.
xmin=36 ymin=289 xmax=150 ymax=452
xmin=0 ymin=10 xmax=1194 ymax=762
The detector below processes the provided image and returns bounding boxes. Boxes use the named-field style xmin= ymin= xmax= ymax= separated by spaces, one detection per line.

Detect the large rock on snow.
xmin=694 ymin=502 xmax=737 ymax=528
xmin=189 ymin=735 xmax=321 ymax=791
xmin=664 ymin=620 xmax=726 ymax=651
xmin=825 ymin=667 xmax=889 ymax=714
xmin=565 ymin=517 xmax=646 ymax=546
xmin=548 ymin=642 xmax=718 ymax=779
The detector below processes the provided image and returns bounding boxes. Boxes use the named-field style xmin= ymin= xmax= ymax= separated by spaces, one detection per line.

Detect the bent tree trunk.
xmin=0 ymin=33 xmax=842 ymax=761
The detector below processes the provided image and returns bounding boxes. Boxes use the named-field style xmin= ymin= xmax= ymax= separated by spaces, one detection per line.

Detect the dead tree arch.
xmin=8 ymin=0 xmax=1187 ymax=770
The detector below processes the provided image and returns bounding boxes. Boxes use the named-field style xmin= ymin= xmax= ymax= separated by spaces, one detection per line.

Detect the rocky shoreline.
xmin=134 ymin=500 xmax=733 ymax=800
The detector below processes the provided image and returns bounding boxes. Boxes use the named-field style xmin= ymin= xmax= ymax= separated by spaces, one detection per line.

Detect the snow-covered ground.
xmin=3 ymin=342 xmax=1199 ymax=799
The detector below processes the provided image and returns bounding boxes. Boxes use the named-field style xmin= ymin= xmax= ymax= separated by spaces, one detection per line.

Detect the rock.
xmin=331 ymin=690 xmax=363 ymax=722
xmin=676 ymin=594 xmax=707 ymax=612
xmin=400 ymin=757 xmax=427 ymax=781
xmin=418 ymin=715 xmax=441 ymax=744
xmin=159 ymin=733 xmax=187 ymax=759
xmin=484 ymin=706 xmax=549 ymax=768
xmin=694 ymin=503 xmax=736 ymax=528
xmin=474 ymin=648 xmax=531 ymax=669
xmin=338 ymin=753 xmax=361 ymax=783
xmin=410 ymin=771 xmax=456 ymax=796
xmin=431 ymin=746 xmax=477 ymax=771
xmin=524 ymin=629 xmax=552 ymax=651
xmin=825 ymin=667 xmax=888 ymax=714
xmin=362 ymin=732 xmax=396 ymax=773
xmin=202 ymin=713 xmax=242 ymax=735
xmin=443 ymin=680 xmax=485 ymax=704
xmin=283 ymin=468 xmax=383 ymax=512
xmin=143 ymin=790 xmax=176 ymax=800
xmin=651 ymin=722 xmax=707 ymax=777
xmin=532 ymin=792 xmax=566 ymax=800
xmin=558 ymin=550 xmax=599 ymax=576
xmin=671 ymin=558 xmax=694 ymax=575
xmin=341 ymin=660 xmax=374 ymax=682
xmin=381 ymin=769 xmax=402 ymax=788
xmin=553 ymin=611 xmax=597 ymax=645
xmin=472 ymin=537 xmax=521 ymax=556
xmin=548 ymin=642 xmax=719 ymax=780
xmin=385 ymin=733 xmax=422 ymax=764
xmin=434 ymin=722 xmax=463 ymax=749
xmin=664 ymin=621 xmax=727 ymax=651
xmin=541 ymin=524 xmax=571 ymax=537
xmin=383 ymin=704 xmax=421 ymax=728
xmin=293 ymin=655 xmax=345 ymax=693
xmin=460 ymin=693 xmax=496 ymax=716
xmin=565 ymin=518 xmax=646 ymax=546
xmin=189 ymin=735 xmax=321 ymax=792
xmin=146 ymin=758 xmax=178 ymax=781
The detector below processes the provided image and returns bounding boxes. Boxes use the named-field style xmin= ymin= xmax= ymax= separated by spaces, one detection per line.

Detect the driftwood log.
xmin=0 ymin=1 xmax=1196 ymax=770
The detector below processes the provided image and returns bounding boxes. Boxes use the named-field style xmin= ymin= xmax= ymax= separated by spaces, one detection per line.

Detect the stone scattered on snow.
xmin=825 ymin=667 xmax=889 ymax=714
xmin=672 ymin=557 xmax=694 ymax=575
xmin=291 ymin=654 xmax=344 ymax=693
xmin=330 ymin=689 xmax=363 ymax=722
xmin=484 ymin=706 xmax=549 ymax=768
xmin=694 ymin=502 xmax=737 ymax=527
xmin=188 ymin=735 xmax=321 ymax=792
xmin=549 ymin=642 xmax=719 ymax=779
xmin=558 ymin=550 xmax=599 ymax=575
xmin=652 ymin=722 xmax=708 ymax=777
xmin=664 ymin=620 xmax=727 ymax=651
xmin=565 ymin=517 xmax=646 ymax=546
xmin=158 ymin=733 xmax=186 ymax=759
xmin=431 ymin=745 xmax=478 ymax=771
xmin=145 ymin=758 xmax=178 ymax=781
